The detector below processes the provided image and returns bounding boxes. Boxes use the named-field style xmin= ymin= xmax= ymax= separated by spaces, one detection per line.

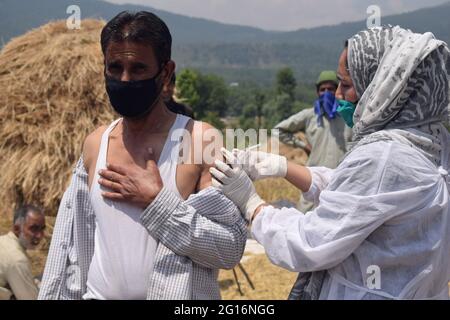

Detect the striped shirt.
xmin=38 ymin=157 xmax=247 ymax=300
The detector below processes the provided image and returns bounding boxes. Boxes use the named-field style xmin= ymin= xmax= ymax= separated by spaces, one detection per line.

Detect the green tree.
xmin=238 ymin=104 xmax=257 ymax=131
xmin=176 ymin=69 xmax=228 ymax=125
xmin=196 ymin=73 xmax=229 ymax=118
xmin=292 ymin=100 xmax=310 ymax=114
xmin=237 ymin=88 xmax=266 ymax=130
xmin=202 ymin=111 xmax=225 ymax=130
xmin=176 ymin=69 xmax=200 ymax=107
xmin=227 ymin=84 xmax=257 ymax=117
xmin=276 ymin=67 xmax=297 ymax=99
xmin=254 ymin=89 xmax=265 ymax=130
xmin=263 ymin=93 xmax=293 ymax=128
xmin=295 ymin=83 xmax=317 ymax=105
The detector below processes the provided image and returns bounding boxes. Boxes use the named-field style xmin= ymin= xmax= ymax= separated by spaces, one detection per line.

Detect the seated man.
xmin=0 ymin=205 xmax=46 ymax=300
xmin=39 ymin=11 xmax=247 ymax=300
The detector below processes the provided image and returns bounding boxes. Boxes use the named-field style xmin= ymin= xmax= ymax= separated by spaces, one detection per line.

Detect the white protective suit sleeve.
xmin=302 ymin=166 xmax=335 ymax=207
xmin=251 ymin=140 xmax=444 ymax=273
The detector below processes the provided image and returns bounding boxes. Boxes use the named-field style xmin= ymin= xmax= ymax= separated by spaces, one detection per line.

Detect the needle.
xmin=244 ymin=143 xmax=261 ymax=151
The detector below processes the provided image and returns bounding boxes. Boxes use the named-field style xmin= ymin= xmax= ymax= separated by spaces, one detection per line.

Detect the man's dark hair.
xmin=13 ymin=204 xmax=43 ymax=225
xmin=170 ymin=72 xmax=176 ymax=85
xmin=101 ymin=11 xmax=172 ymax=65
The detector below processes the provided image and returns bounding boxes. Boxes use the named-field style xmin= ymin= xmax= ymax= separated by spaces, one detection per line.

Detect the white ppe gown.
xmin=252 ymin=132 xmax=450 ymax=299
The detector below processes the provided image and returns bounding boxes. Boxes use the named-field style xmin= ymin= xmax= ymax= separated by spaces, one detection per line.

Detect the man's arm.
xmin=140 ymin=186 xmax=247 ymax=270
xmin=5 ymin=260 xmax=38 ymax=300
xmin=39 ymin=157 xmax=88 ymax=300
xmin=144 ymin=121 xmax=247 ymax=270
xmin=39 ymin=127 xmax=105 ymax=300
xmin=194 ymin=121 xmax=223 ymax=191
xmin=300 ymin=166 xmax=335 ymax=207
xmin=82 ymin=125 xmax=108 ymax=187
xmin=274 ymin=109 xmax=312 ymax=152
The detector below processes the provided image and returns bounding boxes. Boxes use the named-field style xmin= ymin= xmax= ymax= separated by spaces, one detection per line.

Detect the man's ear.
xmin=163 ymin=60 xmax=176 ymax=86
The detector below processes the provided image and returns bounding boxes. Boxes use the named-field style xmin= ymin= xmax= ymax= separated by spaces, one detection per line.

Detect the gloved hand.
xmin=232 ymin=148 xmax=288 ymax=181
xmin=210 ymin=148 xmax=266 ymax=221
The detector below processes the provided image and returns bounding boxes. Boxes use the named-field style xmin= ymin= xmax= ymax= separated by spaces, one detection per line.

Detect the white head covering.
xmin=347 ymin=26 xmax=450 ymax=165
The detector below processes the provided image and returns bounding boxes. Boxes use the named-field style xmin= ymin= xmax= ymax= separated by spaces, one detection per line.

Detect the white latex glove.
xmin=210 ymin=148 xmax=266 ymax=221
xmin=232 ymin=148 xmax=288 ymax=181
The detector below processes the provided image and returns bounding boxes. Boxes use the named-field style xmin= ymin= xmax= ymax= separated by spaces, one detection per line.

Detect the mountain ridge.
xmin=1 ymin=0 xmax=449 ymax=84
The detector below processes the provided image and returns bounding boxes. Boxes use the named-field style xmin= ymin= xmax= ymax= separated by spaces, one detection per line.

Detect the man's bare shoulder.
xmin=190 ymin=120 xmax=224 ymax=191
xmin=82 ymin=125 xmax=109 ymax=170
xmin=191 ymin=120 xmax=221 ymax=139
xmin=190 ymin=120 xmax=223 ymax=157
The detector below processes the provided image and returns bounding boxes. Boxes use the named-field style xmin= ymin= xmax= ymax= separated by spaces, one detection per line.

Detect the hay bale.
xmin=0 ymin=19 xmax=114 ymax=218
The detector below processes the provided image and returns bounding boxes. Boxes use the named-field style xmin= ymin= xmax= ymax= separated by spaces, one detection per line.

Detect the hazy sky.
xmin=105 ymin=0 xmax=449 ymax=31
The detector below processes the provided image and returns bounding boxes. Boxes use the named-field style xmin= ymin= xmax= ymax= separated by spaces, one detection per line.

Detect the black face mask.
xmin=105 ymin=67 xmax=164 ymax=118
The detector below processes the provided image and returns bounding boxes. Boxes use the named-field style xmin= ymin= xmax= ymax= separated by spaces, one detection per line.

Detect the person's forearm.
xmin=250 ymin=163 xmax=312 ymax=222
xmin=140 ymin=187 xmax=247 ymax=270
xmin=251 ymin=203 xmax=269 ymax=222
xmin=7 ymin=264 xmax=39 ymax=300
xmin=39 ymin=157 xmax=88 ymax=300
xmin=285 ymin=161 xmax=312 ymax=192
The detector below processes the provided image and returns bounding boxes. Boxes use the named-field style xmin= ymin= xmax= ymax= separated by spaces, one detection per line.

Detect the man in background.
xmin=274 ymin=70 xmax=352 ymax=212
xmin=0 ymin=205 xmax=45 ymax=300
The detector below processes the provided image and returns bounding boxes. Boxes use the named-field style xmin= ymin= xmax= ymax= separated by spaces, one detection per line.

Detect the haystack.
xmin=0 ymin=19 xmax=114 ymax=218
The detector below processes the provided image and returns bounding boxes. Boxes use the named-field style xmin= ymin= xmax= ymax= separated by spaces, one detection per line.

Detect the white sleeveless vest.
xmin=84 ymin=114 xmax=190 ymax=300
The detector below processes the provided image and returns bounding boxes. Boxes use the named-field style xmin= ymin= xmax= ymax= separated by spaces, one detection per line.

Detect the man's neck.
xmin=8 ymin=231 xmax=27 ymax=252
xmin=121 ymin=100 xmax=174 ymax=138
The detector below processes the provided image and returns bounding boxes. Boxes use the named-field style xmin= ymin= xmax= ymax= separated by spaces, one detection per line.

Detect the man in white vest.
xmin=39 ymin=11 xmax=247 ymax=300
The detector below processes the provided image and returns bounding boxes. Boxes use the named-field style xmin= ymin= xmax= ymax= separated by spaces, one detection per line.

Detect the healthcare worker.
xmin=211 ymin=26 xmax=450 ymax=300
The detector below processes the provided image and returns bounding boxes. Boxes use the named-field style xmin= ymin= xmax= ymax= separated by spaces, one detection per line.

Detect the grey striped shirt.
xmin=38 ymin=157 xmax=247 ymax=300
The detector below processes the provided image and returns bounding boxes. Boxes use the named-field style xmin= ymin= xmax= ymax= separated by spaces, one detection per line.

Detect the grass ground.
xmin=219 ymin=254 xmax=297 ymax=300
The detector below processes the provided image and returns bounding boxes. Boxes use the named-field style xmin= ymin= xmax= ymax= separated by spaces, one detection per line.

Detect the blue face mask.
xmin=314 ymin=91 xmax=338 ymax=126
xmin=337 ymin=99 xmax=357 ymax=128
